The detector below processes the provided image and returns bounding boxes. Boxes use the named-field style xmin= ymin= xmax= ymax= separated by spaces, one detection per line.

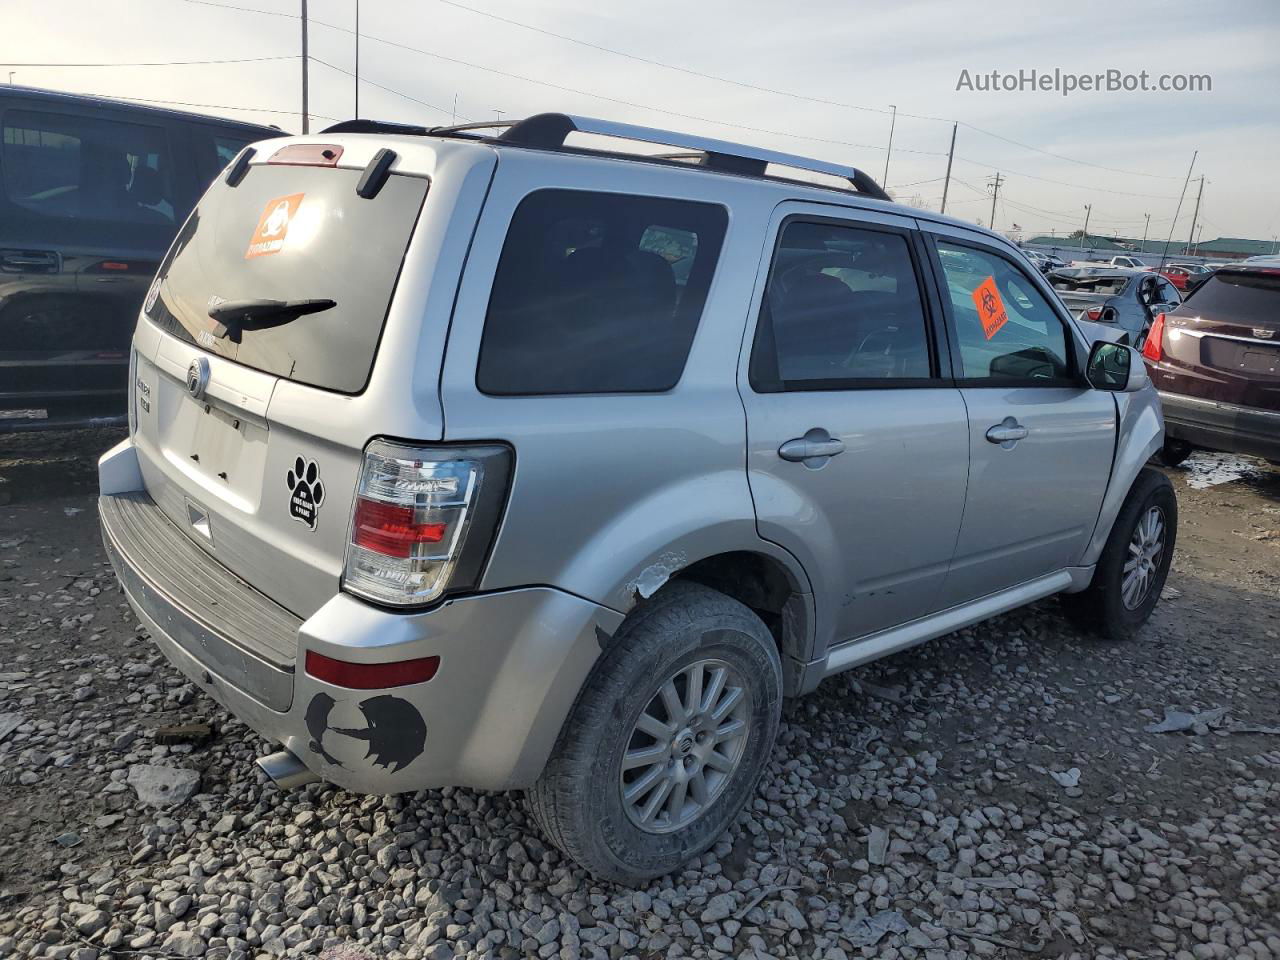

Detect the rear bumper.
xmin=98 ymin=438 xmax=623 ymax=793
xmin=1159 ymin=391 xmax=1280 ymax=461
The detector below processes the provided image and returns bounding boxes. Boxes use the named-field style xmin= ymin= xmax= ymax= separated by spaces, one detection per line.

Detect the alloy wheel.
xmin=1122 ymin=505 xmax=1166 ymax=610
xmin=619 ymin=658 xmax=752 ymax=834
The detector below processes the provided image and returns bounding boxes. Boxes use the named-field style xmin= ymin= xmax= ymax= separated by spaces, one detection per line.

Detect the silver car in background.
xmin=1049 ymin=266 xmax=1182 ymax=345
xmin=99 ymin=113 xmax=1177 ymax=883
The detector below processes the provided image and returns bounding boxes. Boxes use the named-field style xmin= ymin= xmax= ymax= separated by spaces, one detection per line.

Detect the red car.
xmin=1158 ymin=265 xmax=1194 ymax=291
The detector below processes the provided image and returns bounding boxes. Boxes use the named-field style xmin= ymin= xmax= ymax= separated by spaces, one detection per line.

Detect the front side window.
xmin=936 ymin=240 xmax=1073 ymax=383
xmin=1 ymin=109 xmax=175 ymax=224
xmin=477 ymin=190 xmax=727 ymax=395
xmin=749 ymin=220 xmax=933 ymax=390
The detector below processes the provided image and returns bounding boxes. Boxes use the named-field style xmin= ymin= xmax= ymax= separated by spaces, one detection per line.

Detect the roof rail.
xmin=499 ymin=113 xmax=892 ymax=201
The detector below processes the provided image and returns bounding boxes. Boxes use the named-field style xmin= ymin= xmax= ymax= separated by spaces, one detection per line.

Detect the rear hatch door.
xmin=1160 ymin=269 xmax=1280 ymax=410
xmin=131 ymin=145 xmax=437 ymax=618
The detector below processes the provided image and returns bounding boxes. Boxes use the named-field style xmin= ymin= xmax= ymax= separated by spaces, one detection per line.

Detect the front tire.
xmin=1062 ymin=467 xmax=1177 ymax=641
xmin=527 ymin=581 xmax=782 ymax=885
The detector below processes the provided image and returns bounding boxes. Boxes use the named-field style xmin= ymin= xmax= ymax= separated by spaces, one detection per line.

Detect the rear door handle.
xmin=986 ymin=417 xmax=1029 ymax=448
xmin=778 ymin=429 xmax=845 ymax=464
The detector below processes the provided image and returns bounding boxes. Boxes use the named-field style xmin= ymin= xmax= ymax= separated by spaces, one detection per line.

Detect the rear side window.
xmin=477 ymin=189 xmax=727 ymax=395
xmin=1 ymin=109 xmax=175 ymax=224
xmin=1183 ymin=272 xmax=1280 ymax=324
xmin=750 ymin=220 xmax=934 ymax=390
xmin=145 ymin=164 xmax=428 ymax=393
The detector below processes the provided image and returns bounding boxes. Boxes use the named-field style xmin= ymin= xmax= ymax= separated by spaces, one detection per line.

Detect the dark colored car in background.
xmin=1 ymin=86 xmax=280 ymax=431
xmin=1143 ymin=264 xmax=1280 ymax=466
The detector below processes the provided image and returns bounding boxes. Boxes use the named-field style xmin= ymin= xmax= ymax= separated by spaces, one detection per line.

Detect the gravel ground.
xmin=1 ymin=430 xmax=1278 ymax=960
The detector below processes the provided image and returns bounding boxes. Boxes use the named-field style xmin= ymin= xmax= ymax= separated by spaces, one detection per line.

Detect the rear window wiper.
xmin=208 ymin=298 xmax=336 ymax=341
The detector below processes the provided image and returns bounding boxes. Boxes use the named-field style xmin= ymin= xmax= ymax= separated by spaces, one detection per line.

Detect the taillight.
xmin=1143 ymin=313 xmax=1166 ymax=362
xmin=342 ymin=440 xmax=512 ymax=607
xmin=1085 ymin=307 xmax=1104 ymax=321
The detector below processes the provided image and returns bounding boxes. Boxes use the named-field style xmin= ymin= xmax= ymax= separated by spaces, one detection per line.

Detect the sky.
xmin=5 ymin=0 xmax=1280 ymax=243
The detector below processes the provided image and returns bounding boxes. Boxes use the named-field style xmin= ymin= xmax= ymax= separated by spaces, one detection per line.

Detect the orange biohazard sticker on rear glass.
xmin=245 ymin=193 xmax=304 ymax=258
xmin=971 ymin=275 xmax=1009 ymax=340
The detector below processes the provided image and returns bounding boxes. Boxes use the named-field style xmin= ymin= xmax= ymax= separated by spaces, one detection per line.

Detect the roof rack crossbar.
xmin=500 ymin=113 xmax=891 ymax=200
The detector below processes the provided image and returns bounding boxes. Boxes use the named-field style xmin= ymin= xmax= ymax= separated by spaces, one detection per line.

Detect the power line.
xmin=95 ymin=90 xmax=337 ymax=121
xmin=309 ymin=56 xmax=466 ymax=121
xmin=436 ymin=0 xmax=1182 ymax=181
xmin=953 ymin=157 xmax=1179 ymax=200
xmin=178 ymin=0 xmax=296 ymax=18
xmin=1 ymin=56 xmax=297 ymax=68
xmin=315 ymin=26 xmax=947 ymax=158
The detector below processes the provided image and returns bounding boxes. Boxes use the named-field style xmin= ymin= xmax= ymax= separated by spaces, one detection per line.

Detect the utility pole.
xmin=450 ymin=93 xmax=458 ymax=125
xmin=353 ymin=0 xmax=359 ymax=120
xmin=1141 ymin=213 xmax=1151 ymax=249
xmin=882 ymin=105 xmax=897 ymax=187
xmin=300 ymin=0 xmax=309 ymax=134
xmin=940 ymin=122 xmax=957 ymax=215
xmin=1080 ymin=204 xmax=1092 ymax=249
xmin=987 ymin=172 xmax=1003 ymax=231
xmin=1187 ymin=175 xmax=1204 ymax=252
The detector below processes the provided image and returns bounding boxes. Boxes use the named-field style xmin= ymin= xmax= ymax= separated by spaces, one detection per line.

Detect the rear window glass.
xmin=1050 ymin=275 xmax=1129 ymax=296
xmin=1183 ymin=272 xmax=1280 ymax=324
xmin=477 ymin=189 xmax=728 ymax=395
xmin=144 ymin=164 xmax=427 ymax=394
xmin=2 ymin=108 xmax=175 ymax=224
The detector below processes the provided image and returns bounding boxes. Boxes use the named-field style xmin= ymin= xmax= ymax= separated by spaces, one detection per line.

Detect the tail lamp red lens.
xmin=352 ymin=499 xmax=447 ymax=558
xmin=1143 ymin=313 xmax=1166 ymax=362
xmin=1085 ymin=307 xmax=1103 ymax=321
xmin=305 ymin=650 xmax=439 ymax=689
xmin=341 ymin=440 xmax=510 ymax=608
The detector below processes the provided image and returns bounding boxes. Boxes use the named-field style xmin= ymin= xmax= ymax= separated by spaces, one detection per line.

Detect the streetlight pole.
xmin=882 ymin=104 xmax=897 ymax=187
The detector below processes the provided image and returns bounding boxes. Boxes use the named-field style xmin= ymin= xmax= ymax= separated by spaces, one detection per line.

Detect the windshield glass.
xmin=144 ymin=163 xmax=428 ymax=393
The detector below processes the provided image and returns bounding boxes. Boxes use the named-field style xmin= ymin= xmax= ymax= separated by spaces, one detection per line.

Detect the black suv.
xmin=0 ymin=86 xmax=280 ymax=431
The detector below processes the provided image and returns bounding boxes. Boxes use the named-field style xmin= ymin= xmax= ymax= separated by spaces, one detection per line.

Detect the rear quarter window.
xmin=476 ymin=189 xmax=728 ymax=395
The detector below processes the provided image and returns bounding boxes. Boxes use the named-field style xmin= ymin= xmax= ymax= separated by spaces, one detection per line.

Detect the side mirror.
xmin=1087 ymin=341 xmax=1149 ymax=392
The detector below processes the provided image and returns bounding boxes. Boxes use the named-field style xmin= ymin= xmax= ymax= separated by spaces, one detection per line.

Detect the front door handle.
xmin=986 ymin=417 xmax=1029 ymax=448
xmin=778 ymin=428 xmax=845 ymax=465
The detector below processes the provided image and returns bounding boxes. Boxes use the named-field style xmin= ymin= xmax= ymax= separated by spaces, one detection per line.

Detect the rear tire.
xmin=1062 ymin=467 xmax=1177 ymax=641
xmin=527 ymin=580 xmax=782 ymax=885
xmin=1158 ymin=438 xmax=1193 ymax=467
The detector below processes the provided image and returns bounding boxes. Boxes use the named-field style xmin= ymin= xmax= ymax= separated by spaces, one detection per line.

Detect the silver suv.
xmin=99 ymin=113 xmax=1177 ymax=883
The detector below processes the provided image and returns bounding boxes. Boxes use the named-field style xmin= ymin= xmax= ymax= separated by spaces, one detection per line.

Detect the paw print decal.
xmin=286 ymin=457 xmax=325 ymax=530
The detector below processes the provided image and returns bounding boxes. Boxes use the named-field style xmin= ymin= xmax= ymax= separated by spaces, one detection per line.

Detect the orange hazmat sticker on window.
xmin=245 ymin=193 xmax=304 ymax=258
xmin=971 ymin=275 xmax=1009 ymax=340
